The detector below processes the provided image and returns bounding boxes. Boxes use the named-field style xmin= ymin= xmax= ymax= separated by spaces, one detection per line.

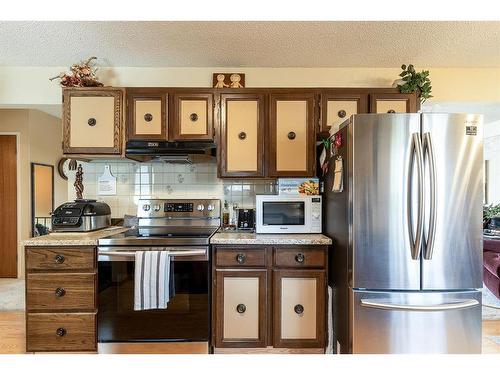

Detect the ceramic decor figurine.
xmin=214 ymin=74 xmax=229 ymax=88
xmin=230 ymin=73 xmax=243 ymax=88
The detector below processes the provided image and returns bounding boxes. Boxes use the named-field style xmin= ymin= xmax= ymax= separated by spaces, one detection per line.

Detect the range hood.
xmin=125 ymin=140 xmax=216 ymax=163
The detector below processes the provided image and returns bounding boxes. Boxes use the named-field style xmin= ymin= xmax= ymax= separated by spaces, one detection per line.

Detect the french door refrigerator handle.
xmin=360 ymin=298 xmax=479 ymax=312
xmin=407 ymin=133 xmax=424 ymax=260
xmin=423 ymin=132 xmax=437 ymax=260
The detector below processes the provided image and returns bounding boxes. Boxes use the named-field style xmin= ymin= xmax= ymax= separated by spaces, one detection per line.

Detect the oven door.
xmin=256 ymin=196 xmax=310 ymax=233
xmin=97 ymin=247 xmax=210 ymax=344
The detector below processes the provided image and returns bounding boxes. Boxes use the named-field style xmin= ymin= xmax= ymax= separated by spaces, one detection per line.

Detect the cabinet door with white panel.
xmin=127 ymin=89 xmax=168 ymax=141
xmin=370 ymin=93 xmax=417 ymax=114
xmin=62 ymin=88 xmax=124 ymax=155
xmin=273 ymin=270 xmax=326 ymax=348
xmin=321 ymin=92 xmax=368 ymax=133
xmin=219 ymin=93 xmax=266 ymax=178
xmin=215 ymin=270 xmax=267 ymax=348
xmin=172 ymin=92 xmax=214 ymax=141
xmin=268 ymin=93 xmax=316 ymax=177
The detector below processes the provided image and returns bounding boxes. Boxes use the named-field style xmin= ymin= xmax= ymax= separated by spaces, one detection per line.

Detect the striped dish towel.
xmin=134 ymin=251 xmax=171 ymax=311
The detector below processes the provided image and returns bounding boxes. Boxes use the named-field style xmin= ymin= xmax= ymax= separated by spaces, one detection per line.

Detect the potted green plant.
xmin=483 ymin=203 xmax=500 ymax=229
xmin=393 ymin=64 xmax=433 ymax=103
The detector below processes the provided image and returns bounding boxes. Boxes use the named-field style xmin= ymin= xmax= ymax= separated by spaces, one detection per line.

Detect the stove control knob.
xmin=196 ymin=204 xmax=205 ymax=212
xmin=143 ymin=204 xmax=151 ymax=211
xmin=207 ymin=204 xmax=214 ymax=211
xmin=153 ymin=205 xmax=161 ymax=212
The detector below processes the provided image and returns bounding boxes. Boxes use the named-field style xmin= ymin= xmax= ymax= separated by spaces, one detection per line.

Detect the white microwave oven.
xmin=255 ymin=195 xmax=322 ymax=234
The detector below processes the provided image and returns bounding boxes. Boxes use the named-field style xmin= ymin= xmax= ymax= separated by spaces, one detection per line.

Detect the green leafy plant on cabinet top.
xmin=397 ymin=64 xmax=433 ymax=103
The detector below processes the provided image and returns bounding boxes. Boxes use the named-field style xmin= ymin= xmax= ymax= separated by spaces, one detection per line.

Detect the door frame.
xmin=0 ymin=132 xmax=21 ymax=278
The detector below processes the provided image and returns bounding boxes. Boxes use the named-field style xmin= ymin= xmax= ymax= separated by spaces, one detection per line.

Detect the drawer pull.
xmin=287 ymin=131 xmax=296 ymax=140
xmin=189 ymin=113 xmax=198 ymax=122
xmin=235 ymin=253 xmax=246 ymax=264
xmin=55 ymin=287 xmax=66 ymax=297
xmin=54 ymin=254 xmax=65 ymax=264
xmin=295 ymin=253 xmax=305 ymax=263
xmin=144 ymin=113 xmax=153 ymax=122
xmin=87 ymin=118 xmax=97 ymax=126
xmin=236 ymin=304 xmax=247 ymax=314
xmin=238 ymin=131 xmax=247 ymax=140
xmin=294 ymin=304 xmax=304 ymax=315
xmin=56 ymin=327 xmax=67 ymax=337
xmin=338 ymin=109 xmax=347 ymax=118
xmin=387 ymin=109 xmax=396 ymax=114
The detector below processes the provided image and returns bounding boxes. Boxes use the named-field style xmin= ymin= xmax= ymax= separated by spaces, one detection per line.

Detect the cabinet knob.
xmin=87 ymin=118 xmax=96 ymax=126
xmin=338 ymin=109 xmax=347 ymax=118
xmin=235 ymin=253 xmax=246 ymax=264
xmin=54 ymin=254 xmax=65 ymax=264
xmin=287 ymin=131 xmax=296 ymax=140
xmin=144 ymin=113 xmax=153 ymax=122
xmin=238 ymin=132 xmax=247 ymax=140
xmin=236 ymin=304 xmax=247 ymax=314
xmin=387 ymin=109 xmax=396 ymax=114
xmin=295 ymin=253 xmax=305 ymax=263
xmin=189 ymin=113 xmax=198 ymax=122
xmin=56 ymin=327 xmax=67 ymax=337
xmin=55 ymin=287 xmax=66 ymax=297
xmin=294 ymin=304 xmax=304 ymax=315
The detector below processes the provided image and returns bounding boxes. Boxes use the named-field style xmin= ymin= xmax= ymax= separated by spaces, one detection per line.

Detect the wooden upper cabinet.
xmin=127 ymin=89 xmax=168 ymax=141
xmin=171 ymin=92 xmax=214 ymax=141
xmin=219 ymin=93 xmax=265 ymax=178
xmin=370 ymin=92 xmax=418 ymax=114
xmin=62 ymin=88 xmax=124 ymax=155
xmin=321 ymin=92 xmax=368 ymax=133
xmin=268 ymin=93 xmax=316 ymax=177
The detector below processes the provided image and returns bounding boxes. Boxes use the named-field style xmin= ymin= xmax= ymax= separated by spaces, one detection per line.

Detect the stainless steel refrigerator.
xmin=323 ymin=113 xmax=483 ymax=354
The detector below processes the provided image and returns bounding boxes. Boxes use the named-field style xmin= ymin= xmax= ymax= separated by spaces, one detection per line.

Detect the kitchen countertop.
xmin=210 ymin=231 xmax=332 ymax=245
xmin=23 ymin=226 xmax=129 ymax=247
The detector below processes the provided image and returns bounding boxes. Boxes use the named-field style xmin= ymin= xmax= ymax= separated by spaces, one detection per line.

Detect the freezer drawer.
xmin=351 ymin=290 xmax=481 ymax=354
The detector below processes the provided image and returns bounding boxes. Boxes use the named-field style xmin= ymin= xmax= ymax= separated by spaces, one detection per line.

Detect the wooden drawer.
xmin=26 ymin=247 xmax=95 ymax=271
xmin=27 ymin=313 xmax=96 ymax=352
xmin=26 ymin=273 xmax=96 ymax=311
xmin=273 ymin=247 xmax=326 ymax=268
xmin=215 ymin=248 xmax=266 ymax=267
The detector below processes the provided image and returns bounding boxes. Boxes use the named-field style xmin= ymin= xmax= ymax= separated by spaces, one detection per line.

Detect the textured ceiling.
xmin=0 ymin=21 xmax=499 ymax=67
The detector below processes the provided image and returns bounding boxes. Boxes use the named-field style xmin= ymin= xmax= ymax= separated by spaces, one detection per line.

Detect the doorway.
xmin=0 ymin=135 xmax=18 ymax=277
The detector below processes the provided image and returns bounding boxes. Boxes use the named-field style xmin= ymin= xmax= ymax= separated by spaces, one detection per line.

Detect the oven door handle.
xmin=97 ymin=248 xmax=208 ymax=261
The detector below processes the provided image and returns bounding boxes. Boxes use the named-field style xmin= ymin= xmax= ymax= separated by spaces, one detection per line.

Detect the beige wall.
xmin=0 ymin=109 xmax=66 ymax=278
xmin=0 ymin=67 xmax=499 ymax=106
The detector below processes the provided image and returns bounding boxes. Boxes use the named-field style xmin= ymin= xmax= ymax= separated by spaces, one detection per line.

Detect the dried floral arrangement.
xmin=50 ymin=56 xmax=104 ymax=87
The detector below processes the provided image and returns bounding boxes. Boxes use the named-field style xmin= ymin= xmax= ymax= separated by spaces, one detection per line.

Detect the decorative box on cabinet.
xmin=127 ymin=89 xmax=168 ymax=141
xmin=219 ymin=93 xmax=266 ymax=178
xmin=62 ymin=88 xmax=124 ymax=155
xmin=172 ymin=92 xmax=214 ymax=141
xmin=268 ymin=93 xmax=316 ymax=177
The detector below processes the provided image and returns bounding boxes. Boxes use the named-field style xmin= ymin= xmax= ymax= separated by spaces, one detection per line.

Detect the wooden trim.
xmin=126 ymin=88 xmax=168 ymax=141
xmin=218 ymin=92 xmax=266 ymax=178
xmin=268 ymin=92 xmax=316 ymax=177
xmin=214 ymin=346 xmax=324 ymax=354
xmin=369 ymin=92 xmax=418 ymax=113
xmin=320 ymin=91 xmax=369 ymax=133
xmin=62 ymin=87 xmax=124 ymax=155
xmin=171 ymin=92 xmax=214 ymax=141
xmin=214 ymin=269 xmax=267 ymax=348
xmin=98 ymin=342 xmax=209 ymax=354
xmin=273 ymin=269 xmax=326 ymax=348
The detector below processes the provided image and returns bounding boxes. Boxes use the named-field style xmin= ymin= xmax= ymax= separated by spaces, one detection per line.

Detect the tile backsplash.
xmin=67 ymin=159 xmax=276 ymax=218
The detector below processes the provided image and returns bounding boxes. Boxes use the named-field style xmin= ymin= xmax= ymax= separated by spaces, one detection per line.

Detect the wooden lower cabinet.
xmin=212 ymin=245 xmax=328 ymax=352
xmin=273 ymin=270 xmax=325 ymax=348
xmin=25 ymin=246 xmax=97 ymax=353
xmin=215 ymin=270 xmax=268 ymax=347
xmin=26 ymin=313 xmax=97 ymax=352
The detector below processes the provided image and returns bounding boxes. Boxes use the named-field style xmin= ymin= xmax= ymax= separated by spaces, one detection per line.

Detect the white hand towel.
xmin=134 ymin=251 xmax=171 ymax=311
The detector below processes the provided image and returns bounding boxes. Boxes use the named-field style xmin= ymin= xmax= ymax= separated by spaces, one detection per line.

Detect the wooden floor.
xmin=1 ymin=311 xmax=499 ymax=354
